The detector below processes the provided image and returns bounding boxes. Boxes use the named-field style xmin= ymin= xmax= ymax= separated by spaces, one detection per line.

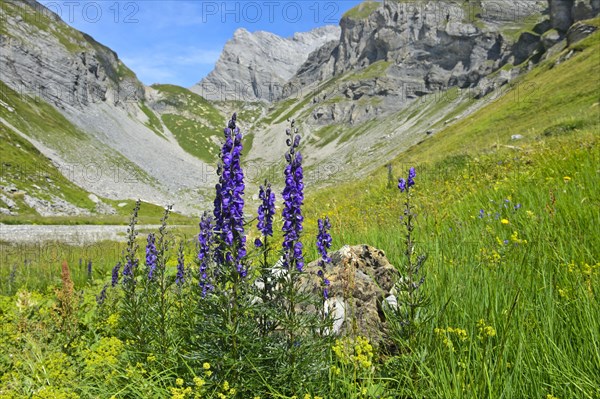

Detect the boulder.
xmin=567 ymin=20 xmax=599 ymax=44
xmin=550 ymin=0 xmax=600 ymax=32
xmin=542 ymin=29 xmax=564 ymax=50
xmin=512 ymin=32 xmax=543 ymax=65
xmin=301 ymin=245 xmax=399 ymax=342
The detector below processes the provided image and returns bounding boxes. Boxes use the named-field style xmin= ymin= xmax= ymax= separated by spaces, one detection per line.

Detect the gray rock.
xmin=550 ymin=0 xmax=575 ymax=32
xmin=276 ymin=0 xmax=549 ymax=125
xmin=542 ymin=29 xmax=564 ymax=50
xmin=301 ymin=245 xmax=399 ymax=341
xmin=512 ymin=32 xmax=543 ymax=65
xmin=567 ymin=20 xmax=599 ymax=44
xmin=511 ymin=134 xmax=524 ymax=140
xmin=572 ymin=0 xmax=600 ymax=21
xmin=550 ymin=0 xmax=600 ymax=32
xmin=192 ymin=26 xmax=340 ymax=102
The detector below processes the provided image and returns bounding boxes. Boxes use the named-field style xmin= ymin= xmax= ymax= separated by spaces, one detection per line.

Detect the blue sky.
xmin=43 ymin=1 xmax=364 ymax=87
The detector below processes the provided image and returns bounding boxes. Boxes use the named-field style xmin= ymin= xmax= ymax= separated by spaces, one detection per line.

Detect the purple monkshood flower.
xmin=122 ymin=257 xmax=138 ymax=286
xmin=198 ymin=211 xmax=214 ymax=297
xmin=87 ymin=260 xmax=92 ymax=278
xmin=96 ymin=284 xmax=108 ymax=305
xmin=479 ymin=209 xmax=485 ymax=218
xmin=407 ymin=167 xmax=416 ymax=188
xmin=398 ymin=167 xmax=416 ymax=193
xmin=282 ymin=122 xmax=305 ymax=272
xmin=317 ymin=217 xmax=332 ymax=263
xmin=175 ymin=243 xmax=185 ymax=287
xmin=111 ymin=262 xmax=121 ymax=287
xmin=213 ymin=113 xmax=247 ymax=277
xmin=317 ymin=270 xmax=331 ymax=299
xmin=398 ymin=178 xmax=406 ymax=192
xmin=145 ymin=233 xmax=158 ymax=280
xmin=257 ymin=181 xmax=276 ymax=238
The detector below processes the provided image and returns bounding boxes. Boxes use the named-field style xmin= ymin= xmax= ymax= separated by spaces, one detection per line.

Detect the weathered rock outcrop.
xmin=280 ymin=0 xmax=551 ymax=125
xmin=550 ymin=0 xmax=600 ymax=32
xmin=0 ymin=0 xmax=144 ymax=109
xmin=302 ymin=245 xmax=399 ymax=342
xmin=192 ymin=26 xmax=340 ymax=102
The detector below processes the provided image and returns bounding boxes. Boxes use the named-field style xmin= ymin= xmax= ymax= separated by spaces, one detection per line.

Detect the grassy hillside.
xmin=151 ymin=84 xmax=225 ymax=163
xmin=0 ymin=81 xmax=193 ymax=224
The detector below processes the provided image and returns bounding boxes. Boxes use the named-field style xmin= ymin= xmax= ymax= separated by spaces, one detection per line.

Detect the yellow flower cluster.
xmin=510 ymin=231 xmax=527 ymax=244
xmin=332 ymin=336 xmax=374 ymax=370
xmin=434 ymin=327 xmax=468 ymax=352
xmin=169 ymin=364 xmax=210 ymax=399
xmin=82 ymin=336 xmax=124 ymax=384
xmin=477 ymin=319 xmax=496 ymax=341
xmin=216 ymin=380 xmax=236 ymax=399
xmin=480 ymin=247 xmax=501 ymax=265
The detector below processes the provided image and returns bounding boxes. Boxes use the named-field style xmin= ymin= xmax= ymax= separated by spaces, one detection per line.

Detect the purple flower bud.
xmin=213 ymin=114 xmax=247 ymax=277
xmin=257 ymin=182 xmax=275 ymax=237
xmin=145 ymin=233 xmax=158 ymax=280
xmin=398 ymin=178 xmax=406 ymax=192
xmin=198 ymin=211 xmax=213 ymax=296
xmin=111 ymin=262 xmax=121 ymax=287
xmin=282 ymin=128 xmax=305 ymax=272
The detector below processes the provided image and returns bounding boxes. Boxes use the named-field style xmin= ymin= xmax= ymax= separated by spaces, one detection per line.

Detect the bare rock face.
xmin=192 ymin=26 xmax=340 ymax=102
xmin=567 ymin=19 xmax=600 ymax=44
xmin=302 ymin=245 xmax=399 ymax=342
xmin=550 ymin=0 xmax=600 ymax=32
xmin=0 ymin=1 xmax=144 ymax=109
xmin=281 ymin=0 xmax=549 ymax=125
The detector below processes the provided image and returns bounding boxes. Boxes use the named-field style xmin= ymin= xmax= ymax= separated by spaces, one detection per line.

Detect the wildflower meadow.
xmin=0 ymin=110 xmax=598 ymax=399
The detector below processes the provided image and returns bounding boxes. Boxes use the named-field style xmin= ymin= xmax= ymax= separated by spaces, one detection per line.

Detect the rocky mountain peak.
xmin=191 ymin=25 xmax=340 ymax=102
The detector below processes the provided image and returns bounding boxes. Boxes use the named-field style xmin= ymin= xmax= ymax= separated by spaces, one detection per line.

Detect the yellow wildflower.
xmin=501 ymin=219 xmax=509 ymax=225
xmin=193 ymin=376 xmax=205 ymax=388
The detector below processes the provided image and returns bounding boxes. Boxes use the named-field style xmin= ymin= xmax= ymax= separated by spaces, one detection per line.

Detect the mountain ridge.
xmin=0 ymin=0 xmax=598 ymax=219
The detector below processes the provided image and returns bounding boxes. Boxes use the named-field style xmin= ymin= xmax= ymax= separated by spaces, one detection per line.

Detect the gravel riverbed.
xmin=0 ymin=224 xmax=164 ymax=245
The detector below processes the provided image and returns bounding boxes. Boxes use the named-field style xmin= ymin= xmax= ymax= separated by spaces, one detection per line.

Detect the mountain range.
xmin=0 ymin=0 xmax=598 ymax=218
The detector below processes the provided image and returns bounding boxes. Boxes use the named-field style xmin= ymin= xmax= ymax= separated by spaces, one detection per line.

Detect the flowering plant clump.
xmin=316 ymin=216 xmax=332 ymax=298
xmin=282 ymin=119 xmax=305 ymax=271
xmin=388 ymin=167 xmax=429 ymax=342
xmin=111 ymin=262 xmax=121 ymax=287
xmin=213 ymin=113 xmax=247 ymax=277
xmin=175 ymin=241 xmax=186 ymax=287
xmin=145 ymin=233 xmax=158 ymax=280
xmin=122 ymin=200 xmax=140 ymax=288
xmin=255 ymin=180 xmax=276 ymax=247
